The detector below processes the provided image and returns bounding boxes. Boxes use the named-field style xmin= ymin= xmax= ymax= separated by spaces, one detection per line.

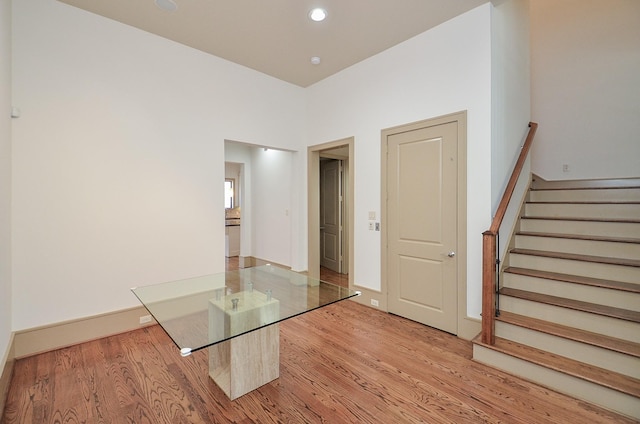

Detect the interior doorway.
xmin=308 ymin=138 xmax=354 ymax=287
xmin=225 ymin=140 xmax=294 ymax=269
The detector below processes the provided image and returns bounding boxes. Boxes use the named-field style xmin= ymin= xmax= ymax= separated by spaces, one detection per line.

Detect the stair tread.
xmin=473 ymin=335 xmax=640 ymax=397
xmin=510 ymin=248 xmax=640 ymax=268
xmin=521 ymin=216 xmax=640 ymax=224
xmin=496 ymin=311 xmax=640 ymax=358
xmin=499 ymin=287 xmax=640 ymax=323
xmin=504 ymin=267 xmax=640 ymax=294
xmin=516 ymin=231 xmax=640 ymax=244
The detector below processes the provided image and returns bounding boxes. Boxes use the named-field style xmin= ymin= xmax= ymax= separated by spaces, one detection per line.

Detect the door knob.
xmin=447 ymin=251 xmax=456 ymax=258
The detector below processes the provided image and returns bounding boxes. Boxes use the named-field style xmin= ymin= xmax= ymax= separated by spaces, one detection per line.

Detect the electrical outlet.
xmin=371 ymin=299 xmax=379 ymax=307
xmin=562 ymin=164 xmax=570 ymax=172
xmin=369 ymin=222 xmax=374 ymax=230
xmin=375 ymin=222 xmax=380 ymax=231
xmin=139 ymin=315 xmax=153 ymax=324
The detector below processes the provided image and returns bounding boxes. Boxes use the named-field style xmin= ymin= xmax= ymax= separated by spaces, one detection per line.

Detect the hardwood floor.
xmin=225 ymin=256 xmax=239 ymax=270
xmin=320 ymin=266 xmax=348 ymax=288
xmin=2 ymin=304 xmax=634 ymax=423
xmin=225 ymin=256 xmax=349 ymax=288
xmin=1 ymin=258 xmax=634 ymax=423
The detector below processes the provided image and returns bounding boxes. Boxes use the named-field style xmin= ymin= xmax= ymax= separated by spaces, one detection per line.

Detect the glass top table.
xmin=131 ymin=264 xmax=359 ymax=357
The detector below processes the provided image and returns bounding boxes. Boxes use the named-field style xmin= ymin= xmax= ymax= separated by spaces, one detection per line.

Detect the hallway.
xmin=225 ymin=257 xmax=348 ymax=288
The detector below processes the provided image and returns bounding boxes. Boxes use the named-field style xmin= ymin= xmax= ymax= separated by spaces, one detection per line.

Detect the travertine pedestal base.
xmin=208 ymin=290 xmax=280 ymax=400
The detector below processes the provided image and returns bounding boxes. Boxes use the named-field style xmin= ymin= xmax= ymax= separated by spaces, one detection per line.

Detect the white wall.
xmin=9 ymin=0 xmax=535 ymax=333
xmin=491 ymin=0 xmax=531 ymax=210
xmin=11 ymin=0 xmax=305 ymax=330
xmin=251 ymin=148 xmax=293 ymax=266
xmin=224 ymin=142 xmax=295 ymax=265
xmin=491 ymin=0 xmax=532 ymax=263
xmin=531 ymin=0 xmax=640 ymax=180
xmin=306 ymin=4 xmax=493 ymax=318
xmin=0 ymin=0 xmax=12 ymax=362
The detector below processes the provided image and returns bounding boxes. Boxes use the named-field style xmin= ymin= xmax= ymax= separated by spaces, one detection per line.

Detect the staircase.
xmin=473 ymin=175 xmax=640 ymax=420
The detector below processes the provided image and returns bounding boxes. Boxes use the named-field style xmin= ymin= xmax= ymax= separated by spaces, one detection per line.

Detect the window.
xmin=225 ymin=178 xmax=235 ymax=209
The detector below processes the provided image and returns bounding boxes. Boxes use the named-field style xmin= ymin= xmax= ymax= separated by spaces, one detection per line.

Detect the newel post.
xmin=481 ymin=230 xmax=496 ymax=345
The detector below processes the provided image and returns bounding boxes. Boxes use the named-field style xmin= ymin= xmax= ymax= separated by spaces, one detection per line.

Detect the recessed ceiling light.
xmin=155 ymin=0 xmax=178 ymax=12
xmin=310 ymin=56 xmax=321 ymax=65
xmin=309 ymin=8 xmax=327 ymax=22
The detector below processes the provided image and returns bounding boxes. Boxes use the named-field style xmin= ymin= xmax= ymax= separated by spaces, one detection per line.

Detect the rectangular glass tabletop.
xmin=131 ymin=265 xmax=359 ymax=356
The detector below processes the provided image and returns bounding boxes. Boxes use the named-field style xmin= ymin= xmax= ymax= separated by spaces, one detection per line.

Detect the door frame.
xmin=308 ymin=138 xmax=354 ymax=283
xmin=381 ymin=111 xmax=469 ymax=336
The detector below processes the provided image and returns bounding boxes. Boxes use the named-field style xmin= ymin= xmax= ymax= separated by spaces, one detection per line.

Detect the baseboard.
xmin=351 ymin=285 xmax=387 ymax=311
xmin=350 ymin=284 xmax=481 ymax=341
xmin=13 ymin=306 xmax=155 ymax=359
xmin=457 ymin=316 xmax=482 ymax=341
xmin=0 ymin=332 xmax=15 ymax=420
xmin=240 ymin=256 xmax=292 ymax=271
xmin=239 ymin=256 xmax=255 ymax=268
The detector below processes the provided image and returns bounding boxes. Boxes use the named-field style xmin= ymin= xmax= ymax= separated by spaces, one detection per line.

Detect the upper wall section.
xmin=10 ymin=0 xmax=306 ymax=330
xmin=306 ymin=4 xmax=492 ymax=316
xmin=491 ymin=0 xmax=531 ymax=212
xmin=531 ymin=0 xmax=640 ymax=180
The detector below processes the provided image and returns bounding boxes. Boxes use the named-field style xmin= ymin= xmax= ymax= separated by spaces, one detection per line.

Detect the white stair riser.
xmin=525 ymin=203 xmax=640 ymax=220
xmin=499 ymin=296 xmax=640 ymax=343
xmin=530 ymin=188 xmax=640 ymax=203
xmin=503 ymin=273 xmax=640 ymax=311
xmin=509 ymin=253 xmax=640 ymax=284
xmin=531 ymin=178 xmax=640 ymax=190
xmin=472 ymin=344 xmax=640 ymax=420
xmin=520 ymin=218 xmax=640 ymax=238
xmin=495 ymin=321 xmax=640 ymax=379
xmin=514 ymin=235 xmax=640 ymax=260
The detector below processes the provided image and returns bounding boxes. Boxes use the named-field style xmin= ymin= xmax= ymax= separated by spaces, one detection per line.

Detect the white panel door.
xmin=386 ymin=121 xmax=458 ymax=334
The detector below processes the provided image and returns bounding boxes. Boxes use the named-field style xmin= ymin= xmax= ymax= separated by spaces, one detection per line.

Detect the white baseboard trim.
xmin=240 ymin=256 xmax=290 ymax=270
xmin=351 ymin=285 xmax=387 ymax=311
xmin=350 ymin=284 xmax=481 ymax=341
xmin=458 ymin=316 xmax=482 ymax=341
xmin=11 ymin=261 xmax=287 ymax=360
xmin=13 ymin=306 xmax=155 ymax=359
xmin=239 ymin=255 xmax=255 ymax=268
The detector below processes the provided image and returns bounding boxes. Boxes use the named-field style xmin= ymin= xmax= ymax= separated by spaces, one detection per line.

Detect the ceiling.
xmin=58 ymin=0 xmax=488 ymax=87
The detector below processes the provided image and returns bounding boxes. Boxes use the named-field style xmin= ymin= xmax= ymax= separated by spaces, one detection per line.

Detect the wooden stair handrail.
xmin=482 ymin=122 xmax=538 ymax=344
